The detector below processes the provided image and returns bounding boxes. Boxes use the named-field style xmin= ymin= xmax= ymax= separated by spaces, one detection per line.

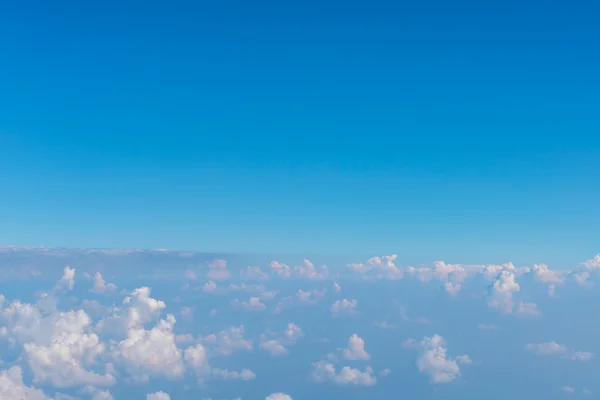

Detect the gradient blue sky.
xmin=0 ymin=0 xmax=598 ymax=266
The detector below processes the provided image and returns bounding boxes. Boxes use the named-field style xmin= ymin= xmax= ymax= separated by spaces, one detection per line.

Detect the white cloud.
xmin=90 ymin=273 xmax=117 ymax=294
xmin=488 ymin=271 xmax=520 ymax=314
xmin=91 ymin=389 xmax=115 ymax=400
xmin=1 ymin=301 xmax=115 ymax=388
xmin=444 ymin=282 xmax=461 ymax=296
xmin=202 ymin=326 xmax=253 ymax=356
xmin=147 ymin=392 xmax=171 ymax=400
xmin=569 ymin=351 xmax=594 ymax=361
xmin=516 ymin=301 xmax=540 ymax=317
xmin=55 ymin=266 xmax=76 ymax=291
xmin=260 ymin=323 xmax=303 ymax=356
xmin=348 ymin=254 xmax=402 ymax=280
xmin=242 ymin=265 xmax=270 ymax=280
xmin=265 ymin=393 xmax=292 ymax=400
xmin=407 ymin=335 xmax=468 ymax=384
xmin=333 ymin=282 xmax=341 ymax=292
xmin=0 ymin=366 xmax=50 ymax=400
xmin=525 ymin=341 xmax=567 ymax=356
xmin=207 ymin=259 xmax=230 ymax=281
xmin=113 ymin=314 xmax=185 ymax=382
xmin=342 ymin=334 xmax=370 ymax=360
xmin=211 ymin=368 xmax=256 ymax=381
xmin=96 ymin=286 xmax=166 ymax=337
xmin=562 ymin=386 xmax=576 ymax=393
xmin=331 ymin=299 xmax=357 ymax=316
xmin=525 ymin=342 xmax=593 ymax=361
xmin=203 ymin=281 xmax=218 ymax=293
xmin=233 ymin=297 xmax=266 ymax=311
xmin=311 ymin=361 xmax=377 ymax=386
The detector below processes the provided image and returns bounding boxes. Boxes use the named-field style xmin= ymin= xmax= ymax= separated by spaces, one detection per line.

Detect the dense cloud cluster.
xmin=0 ymin=246 xmax=599 ymax=399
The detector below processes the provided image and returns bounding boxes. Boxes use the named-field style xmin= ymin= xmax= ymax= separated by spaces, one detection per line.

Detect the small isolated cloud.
xmin=331 ymin=299 xmax=357 ymax=317
xmin=562 ymin=386 xmax=575 ymax=393
xmin=525 ymin=341 xmax=567 ymax=356
xmin=525 ymin=342 xmax=593 ymax=361
xmin=405 ymin=335 xmax=469 ymax=384
xmin=231 ymin=297 xmax=266 ymax=311
xmin=202 ymin=281 xmax=218 ymax=293
xmin=311 ymin=361 xmax=377 ymax=386
xmin=342 ymin=334 xmax=370 ymax=360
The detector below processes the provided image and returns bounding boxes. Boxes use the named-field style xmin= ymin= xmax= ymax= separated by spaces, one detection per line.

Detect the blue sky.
xmin=1 ymin=0 xmax=599 ymax=266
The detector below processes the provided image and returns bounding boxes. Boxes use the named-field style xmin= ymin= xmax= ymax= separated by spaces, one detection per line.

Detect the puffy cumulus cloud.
xmin=571 ymin=254 xmax=600 ymax=286
xmin=333 ymin=282 xmax=341 ymax=292
xmin=55 ymin=266 xmax=76 ymax=291
xmin=342 ymin=334 xmax=370 ymax=360
xmin=562 ymin=386 xmax=576 ymax=393
xmin=529 ymin=264 xmax=565 ymax=284
xmin=406 ymin=261 xmax=474 ymax=290
xmin=231 ymin=296 xmax=266 ymax=311
xmin=96 ymin=287 xmax=166 ymax=338
xmin=0 ymin=366 xmax=51 ymax=400
xmin=260 ymin=323 xmax=304 ymax=357
xmin=293 ymin=259 xmax=329 ymax=280
xmin=311 ymin=361 xmax=377 ymax=386
xmin=260 ymin=339 xmax=288 ymax=356
xmin=525 ymin=342 xmax=593 ymax=361
xmin=147 ymin=391 xmax=171 ymax=400
xmin=1 ymin=301 xmax=115 ymax=388
xmin=89 ymin=272 xmax=117 ymax=294
xmin=113 ymin=314 xmax=185 ymax=382
xmin=202 ymin=326 xmax=253 ymax=356
xmin=184 ymin=343 xmax=210 ymax=376
xmin=348 ymin=254 xmax=402 ymax=280
xmin=266 ymin=394 xmax=292 ymax=400
xmin=406 ymin=335 xmax=469 ymax=384
xmin=488 ymin=271 xmax=527 ymax=314
xmin=268 ymin=259 xmax=328 ymax=280
xmin=331 ymin=299 xmax=358 ymax=317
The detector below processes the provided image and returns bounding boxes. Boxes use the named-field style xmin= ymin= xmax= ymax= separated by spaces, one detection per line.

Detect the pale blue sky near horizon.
xmin=0 ymin=0 xmax=598 ymax=267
